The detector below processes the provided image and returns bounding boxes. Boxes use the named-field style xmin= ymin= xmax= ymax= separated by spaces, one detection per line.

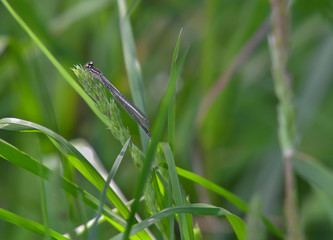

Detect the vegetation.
xmin=0 ymin=0 xmax=333 ymax=239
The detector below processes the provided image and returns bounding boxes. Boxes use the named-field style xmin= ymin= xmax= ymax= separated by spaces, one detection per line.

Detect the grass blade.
xmin=117 ymin=0 xmax=149 ymax=149
xmin=161 ymin=142 xmax=193 ymax=240
xmin=1 ymin=0 xmax=111 ymax=133
xmin=176 ymin=167 xmax=247 ymax=211
xmin=0 ymin=138 xmax=127 ymax=229
xmin=0 ymin=118 xmax=150 ymax=239
xmin=123 ymin=33 xmax=187 ymax=239
xmin=0 ymin=209 xmax=69 ymax=240
xmin=113 ymin=203 xmax=247 ymax=240
xmin=294 ymin=153 xmax=333 ymax=196
xmin=168 ymin=29 xmax=183 ymax=152
xmin=89 ymin=138 xmax=131 ymax=240
xmin=50 ymin=0 xmax=111 ymax=34
xmin=175 ymin=166 xmax=284 ymax=238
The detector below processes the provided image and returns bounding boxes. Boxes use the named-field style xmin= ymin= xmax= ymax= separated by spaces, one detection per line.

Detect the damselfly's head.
xmin=84 ymin=61 xmax=94 ymax=70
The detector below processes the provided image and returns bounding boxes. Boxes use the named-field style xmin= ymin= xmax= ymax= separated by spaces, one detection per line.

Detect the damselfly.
xmin=84 ymin=61 xmax=151 ymax=138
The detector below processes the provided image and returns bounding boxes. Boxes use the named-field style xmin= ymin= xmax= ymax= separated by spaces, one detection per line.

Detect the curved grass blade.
xmin=123 ymin=31 xmax=186 ymax=239
xmin=112 ymin=203 xmax=247 ymax=240
xmin=294 ymin=153 xmax=333 ymax=196
xmin=117 ymin=0 xmax=149 ymax=148
xmin=174 ymin=166 xmax=284 ymax=239
xmin=0 ymin=209 xmax=69 ymax=240
xmin=1 ymin=0 xmax=110 ymax=133
xmin=50 ymin=0 xmax=111 ymax=34
xmin=168 ymin=29 xmax=186 ymax=153
xmin=161 ymin=142 xmax=193 ymax=240
xmin=89 ymin=138 xmax=131 ymax=240
xmin=176 ymin=167 xmax=247 ymax=212
xmin=0 ymin=118 xmax=150 ymax=239
xmin=0 ymin=138 xmax=127 ymax=230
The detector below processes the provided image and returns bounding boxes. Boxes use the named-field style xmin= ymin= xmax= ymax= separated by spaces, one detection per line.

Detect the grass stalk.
xmin=268 ymin=0 xmax=303 ymax=239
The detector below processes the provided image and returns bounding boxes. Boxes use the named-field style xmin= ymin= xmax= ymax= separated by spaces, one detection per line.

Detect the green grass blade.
xmin=1 ymin=0 xmax=110 ymax=131
xmin=0 ymin=118 xmax=150 ymax=239
xmin=226 ymin=214 xmax=246 ymax=240
xmin=50 ymin=0 xmax=111 ymax=34
xmin=113 ymin=203 xmax=247 ymax=240
xmin=0 ymin=208 xmax=69 ymax=240
xmin=175 ymin=166 xmax=284 ymax=238
xmin=161 ymin=142 xmax=193 ymax=240
xmin=35 ymin=137 xmax=51 ymax=240
xmin=0 ymin=135 xmax=145 ymax=239
xmin=117 ymin=0 xmax=149 ymax=149
xmin=168 ymin=29 xmax=183 ymax=153
xmin=123 ymin=33 xmax=186 ymax=239
xmin=0 ymin=118 xmax=126 ymax=213
xmin=294 ymin=153 xmax=333 ymax=196
xmin=0 ymin=138 xmax=127 ymax=229
xmin=260 ymin=215 xmax=284 ymax=239
xmin=175 ymin=167 xmax=248 ymax=212
xmin=89 ymin=137 xmax=131 ymax=240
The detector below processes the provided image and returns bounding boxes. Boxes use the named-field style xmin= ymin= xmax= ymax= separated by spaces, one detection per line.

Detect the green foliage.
xmin=1 ymin=0 xmax=333 ymax=239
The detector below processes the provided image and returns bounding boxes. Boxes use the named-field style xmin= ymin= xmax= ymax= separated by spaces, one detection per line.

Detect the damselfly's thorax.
xmin=84 ymin=61 xmax=103 ymax=78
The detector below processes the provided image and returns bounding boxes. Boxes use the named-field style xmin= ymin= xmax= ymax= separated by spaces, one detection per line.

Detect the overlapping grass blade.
xmin=50 ymin=0 xmax=111 ymax=34
xmin=35 ymin=137 xmax=51 ymax=240
xmin=123 ymin=31 xmax=187 ymax=238
xmin=0 ymin=138 xmax=127 ymax=231
xmin=175 ymin=166 xmax=284 ymax=238
xmin=117 ymin=0 xmax=149 ymax=148
xmin=89 ymin=138 xmax=130 ymax=240
xmin=176 ymin=167 xmax=247 ymax=211
xmin=1 ymin=0 xmax=110 ymax=132
xmin=168 ymin=29 xmax=182 ymax=152
xmin=0 ymin=118 xmax=149 ymax=239
xmin=113 ymin=203 xmax=247 ymax=240
xmin=294 ymin=153 xmax=333 ymax=196
xmin=0 ymin=209 xmax=69 ymax=240
xmin=161 ymin=142 xmax=193 ymax=240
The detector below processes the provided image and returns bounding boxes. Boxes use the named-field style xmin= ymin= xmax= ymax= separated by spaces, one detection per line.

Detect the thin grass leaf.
xmin=294 ymin=153 xmax=333 ymax=196
xmin=175 ymin=167 xmax=247 ymax=212
xmin=174 ymin=166 xmax=284 ymax=238
xmin=50 ymin=0 xmax=111 ymax=34
xmin=0 ymin=138 xmax=127 ymax=229
xmin=0 ymin=208 xmax=69 ymax=240
xmin=150 ymin=170 xmax=171 ymax=236
xmin=113 ymin=203 xmax=247 ymax=240
xmin=124 ymin=34 xmax=187 ymax=239
xmin=168 ymin=29 xmax=182 ymax=153
xmin=313 ymin=187 xmax=333 ymax=228
xmin=226 ymin=214 xmax=246 ymax=240
xmin=0 ymin=135 xmax=144 ymax=240
xmin=89 ymin=137 xmax=131 ymax=240
xmin=35 ymin=137 xmax=51 ymax=240
xmin=167 ymin=178 xmax=175 ymax=240
xmin=0 ymin=118 xmax=126 ymax=213
xmin=1 ymin=0 xmax=110 ymax=134
xmin=123 ymin=33 xmax=187 ymax=239
xmin=161 ymin=142 xmax=193 ymax=240
xmin=126 ymin=0 xmax=140 ymax=17
xmin=117 ymin=0 xmax=149 ymax=149
xmin=0 ymin=118 xmax=150 ymax=240
xmin=260 ymin=215 xmax=284 ymax=239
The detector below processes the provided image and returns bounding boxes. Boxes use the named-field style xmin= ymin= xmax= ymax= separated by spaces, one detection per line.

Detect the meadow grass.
xmin=1 ymin=0 xmax=333 ymax=239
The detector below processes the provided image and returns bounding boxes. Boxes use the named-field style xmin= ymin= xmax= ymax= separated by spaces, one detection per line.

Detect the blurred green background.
xmin=1 ymin=0 xmax=333 ymax=239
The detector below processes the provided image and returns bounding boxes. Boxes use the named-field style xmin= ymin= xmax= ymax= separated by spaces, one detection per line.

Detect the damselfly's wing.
xmin=85 ymin=62 xmax=151 ymax=137
xmin=99 ymin=75 xmax=151 ymax=137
